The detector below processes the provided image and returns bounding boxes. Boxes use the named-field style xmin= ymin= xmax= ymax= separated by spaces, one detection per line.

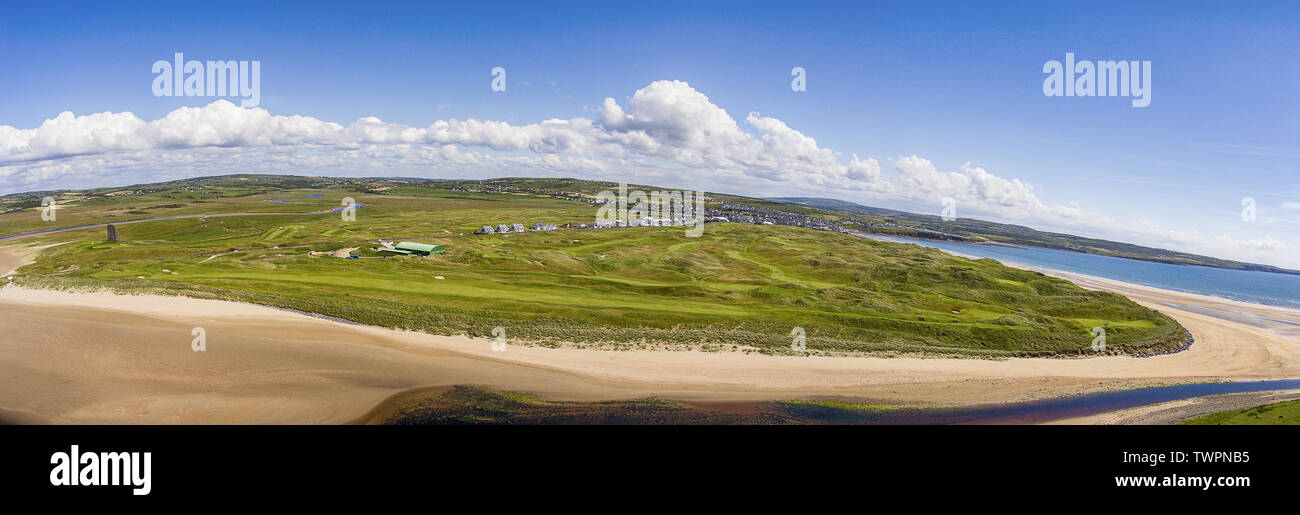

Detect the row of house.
xmin=472 ymin=222 xmax=564 ymax=235
xmin=473 ymin=216 xmax=707 ymax=236
xmin=591 ymin=217 xmax=699 ymax=229
xmin=466 ymin=199 xmax=854 ymax=238
xmin=706 ymin=204 xmax=846 ymax=233
xmin=475 ymin=223 xmax=526 ymax=235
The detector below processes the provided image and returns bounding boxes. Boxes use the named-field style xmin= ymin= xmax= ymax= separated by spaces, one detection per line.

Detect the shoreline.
xmin=860 ymin=233 xmax=1300 ymax=311
xmin=2 ymin=244 xmax=1298 ymax=424
xmin=1048 ymin=389 xmax=1300 ymax=425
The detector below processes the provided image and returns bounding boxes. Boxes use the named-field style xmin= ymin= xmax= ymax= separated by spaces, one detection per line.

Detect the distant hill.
xmin=3 ymin=173 xmax=1293 ymax=275
xmin=769 ymin=196 xmax=1300 ymax=276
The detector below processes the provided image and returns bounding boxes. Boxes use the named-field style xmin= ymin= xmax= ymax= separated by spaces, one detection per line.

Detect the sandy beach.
xmin=2 ymin=244 xmax=1298 ymax=424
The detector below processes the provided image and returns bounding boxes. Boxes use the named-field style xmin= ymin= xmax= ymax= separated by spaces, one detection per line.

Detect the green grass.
xmin=779 ymin=400 xmax=900 ymax=412
xmin=1180 ymin=399 xmax=1300 ymax=425
xmin=4 ymin=174 xmax=1187 ymax=357
xmin=722 ymin=249 xmax=842 ymax=289
xmin=380 ymin=386 xmax=753 ymax=424
xmin=379 ymin=386 xmax=919 ymax=424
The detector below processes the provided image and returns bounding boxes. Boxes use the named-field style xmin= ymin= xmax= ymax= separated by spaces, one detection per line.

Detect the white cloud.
xmin=0 ymin=80 xmax=895 ymax=195
xmin=1 ymin=80 xmax=1296 ymax=268
xmin=888 ymin=155 xmax=1097 ymax=226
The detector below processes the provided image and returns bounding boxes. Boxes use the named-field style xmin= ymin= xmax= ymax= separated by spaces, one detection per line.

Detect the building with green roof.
xmin=379 ymin=241 xmax=445 ymax=256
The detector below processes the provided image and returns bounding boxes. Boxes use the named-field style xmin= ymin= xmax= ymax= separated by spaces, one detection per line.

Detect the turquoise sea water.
xmin=870 ymin=236 xmax=1300 ymax=309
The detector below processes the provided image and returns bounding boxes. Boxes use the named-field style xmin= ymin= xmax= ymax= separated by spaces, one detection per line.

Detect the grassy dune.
xmin=1180 ymin=399 xmax=1300 ymax=425
xmin=372 ymin=386 xmax=920 ymax=425
xmin=3 ymin=176 xmax=1185 ymax=357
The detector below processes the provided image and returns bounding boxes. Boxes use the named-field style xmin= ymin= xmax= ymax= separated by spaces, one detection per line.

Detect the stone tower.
xmin=106 ymin=224 xmax=119 ymax=242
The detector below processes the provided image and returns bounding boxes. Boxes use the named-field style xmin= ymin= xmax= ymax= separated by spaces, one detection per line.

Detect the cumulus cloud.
xmin=888 ymin=155 xmax=1097 ymax=226
xmin=1 ymin=79 xmax=1295 ymax=267
xmin=0 ymin=80 xmax=895 ymax=195
xmin=599 ymin=80 xmax=749 ymax=152
xmin=0 ymin=102 xmax=346 ymax=163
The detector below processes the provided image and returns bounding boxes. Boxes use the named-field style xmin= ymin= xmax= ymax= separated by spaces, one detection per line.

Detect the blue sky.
xmin=2 ymin=1 xmax=1299 ymax=267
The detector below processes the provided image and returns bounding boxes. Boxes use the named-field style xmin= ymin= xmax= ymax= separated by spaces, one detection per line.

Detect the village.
xmin=452 ymin=181 xmax=861 ymax=237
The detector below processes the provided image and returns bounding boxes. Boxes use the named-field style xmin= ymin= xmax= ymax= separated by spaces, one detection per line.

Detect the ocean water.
xmin=869 ymin=235 xmax=1300 ymax=309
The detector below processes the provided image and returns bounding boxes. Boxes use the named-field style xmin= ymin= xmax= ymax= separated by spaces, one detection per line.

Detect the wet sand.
xmin=1 ymin=245 xmax=1298 ymax=424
